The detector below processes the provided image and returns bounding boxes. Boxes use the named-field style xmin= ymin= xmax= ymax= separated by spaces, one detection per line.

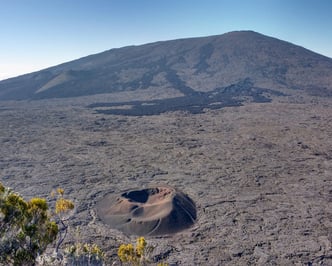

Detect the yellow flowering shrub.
xmin=56 ymin=188 xmax=64 ymax=196
xmin=55 ymin=197 xmax=74 ymax=214
xmin=50 ymin=188 xmax=75 ymax=254
xmin=118 ymin=237 xmax=168 ymax=266
xmin=136 ymin=236 xmax=147 ymax=257
xmin=118 ymin=243 xmax=136 ymax=263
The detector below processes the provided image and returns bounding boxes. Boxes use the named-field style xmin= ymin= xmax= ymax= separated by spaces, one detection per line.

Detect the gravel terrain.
xmin=0 ymin=96 xmax=331 ymax=265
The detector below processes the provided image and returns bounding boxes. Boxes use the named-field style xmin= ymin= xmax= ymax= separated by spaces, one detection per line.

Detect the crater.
xmin=96 ymin=186 xmax=197 ymax=236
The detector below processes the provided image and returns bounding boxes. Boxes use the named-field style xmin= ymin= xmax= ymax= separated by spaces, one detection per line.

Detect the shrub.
xmin=118 ymin=237 xmax=168 ymax=266
xmin=37 ymin=188 xmax=106 ymax=266
xmin=118 ymin=237 xmax=148 ymax=265
xmin=51 ymin=188 xmax=75 ymax=253
xmin=64 ymin=242 xmax=105 ymax=265
xmin=0 ymin=182 xmax=58 ymax=265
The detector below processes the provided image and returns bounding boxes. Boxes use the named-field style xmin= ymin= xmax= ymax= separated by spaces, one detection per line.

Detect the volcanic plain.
xmin=0 ymin=93 xmax=331 ymax=265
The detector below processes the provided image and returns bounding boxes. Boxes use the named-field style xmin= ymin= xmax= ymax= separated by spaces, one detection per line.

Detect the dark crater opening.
xmin=121 ymin=188 xmax=160 ymax=203
xmin=122 ymin=190 xmax=149 ymax=203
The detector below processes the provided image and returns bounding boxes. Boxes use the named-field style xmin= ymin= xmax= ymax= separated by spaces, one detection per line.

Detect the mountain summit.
xmin=1 ymin=31 xmax=332 ymax=101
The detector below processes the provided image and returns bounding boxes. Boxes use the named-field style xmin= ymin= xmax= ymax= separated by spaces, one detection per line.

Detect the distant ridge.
xmin=1 ymin=31 xmax=332 ymax=101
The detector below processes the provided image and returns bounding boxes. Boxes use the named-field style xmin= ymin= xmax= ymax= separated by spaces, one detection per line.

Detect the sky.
xmin=1 ymin=0 xmax=332 ymax=80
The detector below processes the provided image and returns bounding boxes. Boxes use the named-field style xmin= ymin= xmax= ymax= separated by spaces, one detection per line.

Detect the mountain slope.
xmin=1 ymin=31 xmax=332 ymax=101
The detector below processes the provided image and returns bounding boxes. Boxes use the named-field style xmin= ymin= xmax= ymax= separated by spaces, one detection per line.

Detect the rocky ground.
xmin=0 ymin=95 xmax=331 ymax=265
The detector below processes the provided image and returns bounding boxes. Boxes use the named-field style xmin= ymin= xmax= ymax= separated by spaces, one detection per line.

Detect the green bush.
xmin=0 ymin=182 xmax=58 ymax=265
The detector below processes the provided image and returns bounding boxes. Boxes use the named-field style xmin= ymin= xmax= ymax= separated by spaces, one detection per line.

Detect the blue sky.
xmin=1 ymin=0 xmax=332 ymax=80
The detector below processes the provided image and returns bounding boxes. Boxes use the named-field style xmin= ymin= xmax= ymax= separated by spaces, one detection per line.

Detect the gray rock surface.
xmin=0 ymin=95 xmax=331 ymax=265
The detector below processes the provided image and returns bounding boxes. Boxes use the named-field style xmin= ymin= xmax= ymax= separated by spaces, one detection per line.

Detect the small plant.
xmin=118 ymin=237 xmax=167 ymax=266
xmin=64 ymin=242 xmax=105 ymax=265
xmin=51 ymin=188 xmax=74 ymax=253
xmin=0 ymin=182 xmax=58 ymax=265
xmin=36 ymin=189 xmax=106 ymax=265
xmin=118 ymin=237 xmax=147 ymax=265
xmin=38 ymin=188 xmax=106 ymax=265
